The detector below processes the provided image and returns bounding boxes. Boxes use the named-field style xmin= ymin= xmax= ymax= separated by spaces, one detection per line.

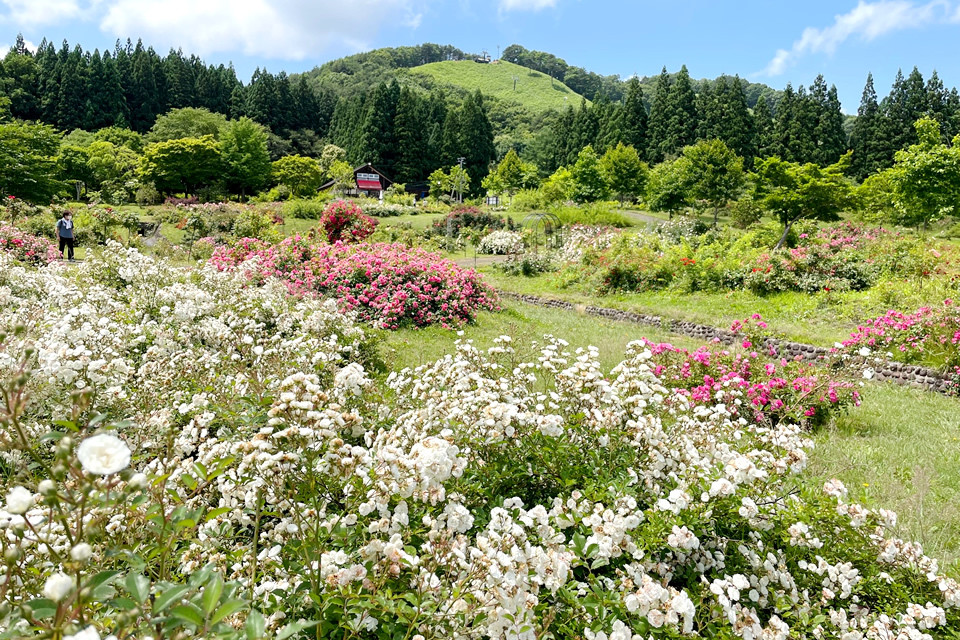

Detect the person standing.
xmin=56 ymin=211 xmax=75 ymax=261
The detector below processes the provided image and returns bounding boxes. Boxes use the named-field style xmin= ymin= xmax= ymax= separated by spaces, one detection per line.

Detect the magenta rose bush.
xmin=210 ymin=237 xmax=498 ymax=328
xmin=319 ymin=199 xmax=377 ymax=244
xmin=840 ymin=299 xmax=960 ymax=371
xmin=0 ymin=224 xmax=61 ymax=265
xmin=644 ymin=315 xmax=861 ymax=428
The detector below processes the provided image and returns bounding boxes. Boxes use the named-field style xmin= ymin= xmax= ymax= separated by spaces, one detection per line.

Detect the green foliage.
xmin=219 ymin=117 xmax=271 ymax=196
xmin=752 ymin=153 xmax=855 ymax=248
xmin=887 ymin=117 xmax=960 ymax=230
xmin=270 ymin=155 xmax=324 ymax=197
xmin=646 ymin=157 xmax=692 ymax=217
xmin=541 ymin=166 xmax=575 ymax=205
xmin=600 ymin=143 xmax=648 ymax=206
xmin=681 ymin=138 xmax=746 ymax=224
xmin=87 ymin=141 xmax=139 ymax=197
xmin=148 ymin=107 xmax=228 ymax=142
xmin=140 ymin=135 xmax=223 ymax=196
xmin=552 ymin=203 xmax=632 ymax=227
xmin=569 ymin=145 xmax=608 ymax=203
xmin=728 ymin=197 xmax=764 ymax=229
xmin=93 ymin=126 xmax=144 ymax=153
xmin=0 ymin=120 xmax=63 ymax=203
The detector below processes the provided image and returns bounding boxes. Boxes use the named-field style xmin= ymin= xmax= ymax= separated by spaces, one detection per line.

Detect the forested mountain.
xmin=3 ymin=33 xmax=960 ymax=188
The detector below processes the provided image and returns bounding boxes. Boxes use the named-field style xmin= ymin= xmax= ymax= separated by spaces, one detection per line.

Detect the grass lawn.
xmin=483 ymin=269 xmax=956 ymax=348
xmin=388 ymin=299 xmax=960 ymax=571
xmin=409 ymin=60 xmax=585 ymax=114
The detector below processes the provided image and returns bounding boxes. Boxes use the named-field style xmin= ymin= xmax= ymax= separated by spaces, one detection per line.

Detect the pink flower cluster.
xmin=840 ymin=300 xmax=960 ymax=369
xmin=319 ymin=200 xmax=377 ymax=244
xmin=645 ymin=315 xmax=860 ymax=427
xmin=210 ymin=237 xmax=499 ymax=329
xmin=0 ymin=224 xmax=61 ymax=265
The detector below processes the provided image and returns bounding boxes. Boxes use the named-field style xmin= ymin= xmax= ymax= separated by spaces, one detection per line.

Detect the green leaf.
xmin=152 ymin=585 xmax=190 ymax=613
xmin=170 ymin=602 xmax=205 ymax=627
xmin=85 ymin=570 xmax=121 ymax=591
xmin=276 ymin=620 xmax=320 ymax=640
xmin=204 ymin=507 xmax=231 ymax=522
xmin=212 ymin=598 xmax=247 ymax=624
xmin=202 ymin=574 xmax=224 ymax=616
xmin=24 ymin=599 xmax=57 ymax=620
xmin=181 ymin=474 xmax=198 ymax=491
xmin=245 ymin=610 xmax=266 ymax=639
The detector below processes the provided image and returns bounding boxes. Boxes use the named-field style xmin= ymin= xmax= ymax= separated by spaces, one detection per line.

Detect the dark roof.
xmin=320 ymin=163 xmax=392 ymax=191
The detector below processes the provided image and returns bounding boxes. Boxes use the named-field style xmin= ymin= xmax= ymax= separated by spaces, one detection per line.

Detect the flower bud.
xmin=4 ymin=547 xmax=21 ymax=564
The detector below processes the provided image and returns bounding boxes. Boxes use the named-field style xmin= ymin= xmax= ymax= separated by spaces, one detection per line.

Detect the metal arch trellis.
xmin=521 ymin=212 xmax=563 ymax=254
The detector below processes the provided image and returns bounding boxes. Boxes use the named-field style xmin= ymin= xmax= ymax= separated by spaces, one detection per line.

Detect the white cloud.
xmin=0 ymin=0 xmax=82 ymax=25
xmin=99 ymin=0 xmax=424 ymax=59
xmin=762 ymin=0 xmax=951 ymax=76
xmin=499 ymin=0 xmax=558 ymax=12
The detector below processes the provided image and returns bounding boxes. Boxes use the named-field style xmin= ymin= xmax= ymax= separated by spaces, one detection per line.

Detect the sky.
xmin=3 ymin=0 xmax=960 ymax=112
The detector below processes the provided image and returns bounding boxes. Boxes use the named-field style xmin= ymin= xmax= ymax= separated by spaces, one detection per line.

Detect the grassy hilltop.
xmin=409 ymin=59 xmax=587 ymax=113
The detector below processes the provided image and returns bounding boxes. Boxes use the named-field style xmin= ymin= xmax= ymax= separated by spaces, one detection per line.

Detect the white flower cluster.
xmin=1 ymin=245 xmax=958 ymax=639
xmin=478 ymin=230 xmax=525 ymax=255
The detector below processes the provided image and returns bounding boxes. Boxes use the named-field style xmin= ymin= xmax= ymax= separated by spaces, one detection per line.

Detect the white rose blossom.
xmin=76 ymin=433 xmax=131 ymax=476
xmin=5 ymin=486 xmax=33 ymax=514
xmin=43 ymin=572 xmax=75 ymax=602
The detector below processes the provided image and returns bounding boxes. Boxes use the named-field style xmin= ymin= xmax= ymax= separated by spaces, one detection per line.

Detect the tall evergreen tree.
xmin=128 ymin=41 xmax=161 ymax=132
xmin=754 ymin=94 xmax=775 ymax=159
xmin=619 ymin=77 xmax=648 ymax=152
xmin=3 ymin=37 xmax=41 ymax=121
xmin=851 ymin=73 xmax=887 ymax=179
xmin=358 ymin=81 xmax=400 ymax=176
xmin=57 ymin=45 xmax=88 ymax=131
xmin=457 ymin=90 xmax=496 ymax=194
xmin=393 ymin=87 xmax=429 ymax=182
xmin=661 ymin=65 xmax=698 ymax=158
xmin=810 ymin=75 xmax=847 ymax=166
xmin=646 ymin=67 xmax=672 ymax=163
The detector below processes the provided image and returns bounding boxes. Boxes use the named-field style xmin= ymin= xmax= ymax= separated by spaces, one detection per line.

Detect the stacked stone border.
xmin=499 ymin=291 xmax=955 ymax=395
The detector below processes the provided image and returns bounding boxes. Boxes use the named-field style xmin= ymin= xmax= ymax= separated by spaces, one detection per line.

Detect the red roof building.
xmin=320 ymin=163 xmax=393 ymax=198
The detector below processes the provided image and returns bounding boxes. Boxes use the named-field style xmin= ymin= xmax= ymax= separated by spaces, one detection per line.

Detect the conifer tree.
xmin=810 ymin=75 xmax=847 ymax=166
xmin=619 ymin=77 xmax=648 ymax=152
xmin=662 ymin=65 xmax=698 ymax=158
xmin=646 ymin=67 xmax=672 ymax=163
xmin=851 ymin=73 xmax=887 ymax=180
xmin=393 ymin=87 xmax=429 ymax=182
xmin=753 ymin=94 xmax=775 ymax=159
xmin=56 ymin=45 xmax=88 ymax=131
xmin=358 ymin=81 xmax=400 ymax=176
xmin=457 ymin=90 xmax=496 ymax=194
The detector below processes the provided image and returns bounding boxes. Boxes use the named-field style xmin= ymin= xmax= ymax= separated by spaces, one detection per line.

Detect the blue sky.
xmin=3 ymin=0 xmax=960 ymax=112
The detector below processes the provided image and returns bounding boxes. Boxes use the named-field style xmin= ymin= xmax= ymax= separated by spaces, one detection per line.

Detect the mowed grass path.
xmin=388 ymin=300 xmax=960 ymax=570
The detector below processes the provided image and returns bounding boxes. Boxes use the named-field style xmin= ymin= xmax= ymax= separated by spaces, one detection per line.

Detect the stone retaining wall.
xmin=500 ymin=291 xmax=954 ymax=395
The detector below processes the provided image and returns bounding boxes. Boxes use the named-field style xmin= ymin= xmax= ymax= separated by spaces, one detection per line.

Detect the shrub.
xmin=231 ymin=208 xmax=281 ymax=243
xmin=0 ymin=223 xmax=61 ymax=264
xmin=134 ymin=181 xmax=163 ymax=206
xmin=319 ymin=200 xmax=378 ymax=244
xmin=728 ymin=197 xmax=764 ymax=229
xmin=432 ymin=206 xmax=509 ymax=237
xmin=839 ymin=299 xmax=960 ymax=370
xmin=497 ymin=251 xmax=559 ymax=276
xmin=282 ymin=199 xmax=327 ymax=220
xmin=164 ymin=196 xmax=199 ymax=206
xmin=477 ymin=230 xmax=524 ymax=255
xmin=210 ymin=239 xmax=498 ymax=328
xmin=553 ymin=203 xmax=632 ymax=228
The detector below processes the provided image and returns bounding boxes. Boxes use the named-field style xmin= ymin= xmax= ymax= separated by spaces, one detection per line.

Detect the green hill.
xmin=408 ymin=60 xmax=587 ymax=114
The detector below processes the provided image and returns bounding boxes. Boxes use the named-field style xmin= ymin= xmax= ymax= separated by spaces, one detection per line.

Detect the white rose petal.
xmin=65 ymin=627 xmax=101 ymax=640
xmin=43 ymin=572 xmax=75 ymax=602
xmin=77 ymin=434 xmax=131 ymax=476
xmin=5 ymin=486 xmax=33 ymax=514
xmin=70 ymin=543 xmax=93 ymax=562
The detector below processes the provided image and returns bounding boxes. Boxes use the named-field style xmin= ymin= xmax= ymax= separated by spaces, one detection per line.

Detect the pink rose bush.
xmin=210 ymin=237 xmax=498 ymax=328
xmin=840 ymin=300 xmax=960 ymax=370
xmin=319 ymin=199 xmax=377 ymax=244
xmin=0 ymin=224 xmax=61 ymax=265
xmin=643 ymin=315 xmax=860 ymax=428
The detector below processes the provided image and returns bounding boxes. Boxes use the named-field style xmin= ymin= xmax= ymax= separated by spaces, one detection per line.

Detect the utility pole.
xmin=457 ymin=157 xmax=466 ymax=203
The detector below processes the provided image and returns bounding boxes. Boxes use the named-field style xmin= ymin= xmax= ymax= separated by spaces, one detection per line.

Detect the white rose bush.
xmin=0 ymin=242 xmax=958 ymax=639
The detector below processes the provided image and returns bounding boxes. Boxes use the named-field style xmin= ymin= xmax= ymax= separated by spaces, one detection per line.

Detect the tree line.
xmin=3 ymin=33 xmax=960 ymax=204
